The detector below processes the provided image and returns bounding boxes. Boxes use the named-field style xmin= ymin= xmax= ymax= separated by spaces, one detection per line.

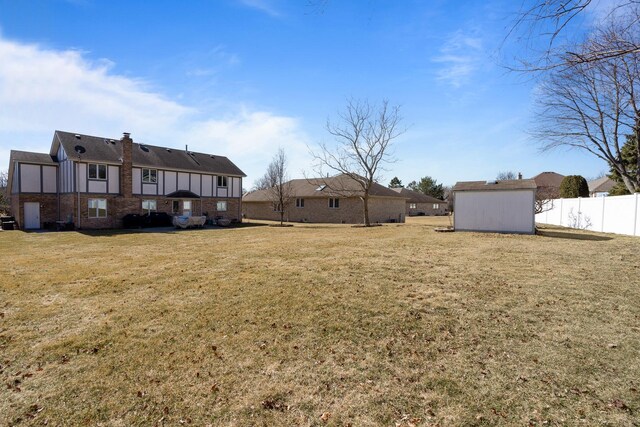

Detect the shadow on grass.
xmin=537 ymin=229 xmax=613 ymax=241
xmin=70 ymin=222 xmax=268 ymax=237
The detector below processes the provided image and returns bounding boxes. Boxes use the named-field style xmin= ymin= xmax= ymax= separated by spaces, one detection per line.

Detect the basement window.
xmin=88 ymin=199 xmax=107 ymax=218
xmin=142 ymin=168 xmax=157 ymax=183
xmin=329 ymin=198 xmax=340 ymax=209
xmin=88 ymin=163 xmax=107 ymax=180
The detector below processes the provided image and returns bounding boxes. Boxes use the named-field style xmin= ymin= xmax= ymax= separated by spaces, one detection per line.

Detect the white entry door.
xmin=24 ymin=202 xmax=41 ymax=229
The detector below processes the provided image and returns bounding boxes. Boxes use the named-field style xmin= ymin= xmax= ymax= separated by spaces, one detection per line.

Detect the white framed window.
xmin=88 ymin=199 xmax=107 ymax=218
xmin=217 ymin=176 xmax=227 ymax=187
xmin=329 ymin=198 xmax=340 ymax=209
xmin=183 ymin=200 xmax=192 ymax=216
xmin=433 ymin=203 xmax=440 ymax=209
xmin=88 ymin=164 xmax=107 ymax=180
xmin=142 ymin=199 xmax=157 ymax=214
xmin=142 ymin=168 xmax=157 ymax=183
xmin=217 ymin=201 xmax=227 ymax=211
xmin=296 ymin=198 xmax=304 ymax=208
xmin=409 ymin=203 xmax=417 ymax=209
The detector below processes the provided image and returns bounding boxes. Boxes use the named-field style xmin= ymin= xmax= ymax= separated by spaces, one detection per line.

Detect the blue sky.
xmin=0 ymin=0 xmax=609 ymax=188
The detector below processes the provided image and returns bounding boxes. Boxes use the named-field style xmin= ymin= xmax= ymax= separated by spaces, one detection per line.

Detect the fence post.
xmin=559 ymin=198 xmax=563 ymax=226
xmin=578 ymin=197 xmax=582 ymax=228
xmin=601 ymin=196 xmax=605 ymax=232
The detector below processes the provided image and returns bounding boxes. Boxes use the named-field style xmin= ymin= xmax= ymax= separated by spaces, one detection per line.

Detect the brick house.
xmin=390 ymin=187 xmax=448 ymax=216
xmin=242 ymin=174 xmax=407 ymax=224
xmin=7 ymin=130 xmax=245 ymax=229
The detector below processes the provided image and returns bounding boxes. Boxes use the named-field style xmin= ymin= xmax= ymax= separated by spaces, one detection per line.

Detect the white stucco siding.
xmin=20 ymin=164 xmax=41 ymax=192
xmin=232 ymin=177 xmax=241 ymax=197
xmin=42 ymin=166 xmax=57 ymax=193
xmin=142 ymin=183 xmax=157 ymax=195
xmin=190 ymin=174 xmax=201 ymax=195
xmin=88 ymin=180 xmax=107 ymax=193
xmin=454 ymin=190 xmax=535 ymax=234
xmin=132 ymin=168 xmax=142 ymax=194
xmin=202 ymin=175 xmax=212 ymax=197
xmin=177 ymin=173 xmax=189 ymax=190
xmin=164 ymin=171 xmax=177 ymax=194
xmin=108 ymin=166 xmax=119 ymax=194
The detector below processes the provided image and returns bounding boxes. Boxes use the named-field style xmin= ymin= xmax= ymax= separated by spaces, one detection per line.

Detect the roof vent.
xmin=486 ymin=180 xmax=498 ymax=185
xmin=110 ymin=139 xmax=115 ymax=144
xmin=74 ymin=134 xmax=81 ymax=139
xmin=140 ymin=145 xmax=150 ymax=152
xmin=166 ymin=148 xmax=172 ymax=153
xmin=74 ymin=145 xmax=86 ymax=154
xmin=209 ymin=155 xmax=215 ymax=158
xmin=316 ymin=184 xmax=327 ymax=191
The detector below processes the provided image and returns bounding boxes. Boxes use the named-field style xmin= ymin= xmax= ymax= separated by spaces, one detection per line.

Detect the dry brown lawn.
xmin=1 ymin=217 xmax=639 ymax=426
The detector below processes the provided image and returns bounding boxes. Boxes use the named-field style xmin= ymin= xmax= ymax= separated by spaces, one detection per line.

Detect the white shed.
xmin=452 ymin=179 xmax=537 ymax=234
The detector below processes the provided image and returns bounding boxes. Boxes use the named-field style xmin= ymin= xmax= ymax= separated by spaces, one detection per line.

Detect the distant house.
xmin=452 ymin=179 xmax=537 ymax=234
xmin=588 ymin=177 xmax=615 ymax=197
xmin=532 ymin=171 xmax=564 ymax=199
xmin=390 ymin=187 xmax=448 ymax=216
xmin=7 ymin=130 xmax=245 ymax=229
xmin=243 ymin=174 xmax=406 ymax=224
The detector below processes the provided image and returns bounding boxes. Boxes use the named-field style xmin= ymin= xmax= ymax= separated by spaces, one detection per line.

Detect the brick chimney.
xmin=518 ymin=172 xmax=523 ymax=180
xmin=121 ymin=132 xmax=133 ymax=197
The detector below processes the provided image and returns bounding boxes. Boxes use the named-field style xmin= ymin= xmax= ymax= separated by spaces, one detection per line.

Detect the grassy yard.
xmin=1 ymin=217 xmax=639 ymax=426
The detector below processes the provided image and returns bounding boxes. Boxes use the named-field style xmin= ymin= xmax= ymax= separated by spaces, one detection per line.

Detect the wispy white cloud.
xmin=433 ymin=30 xmax=484 ymax=88
xmin=0 ymin=34 xmax=311 ymax=187
xmin=237 ymin=0 xmax=282 ymax=17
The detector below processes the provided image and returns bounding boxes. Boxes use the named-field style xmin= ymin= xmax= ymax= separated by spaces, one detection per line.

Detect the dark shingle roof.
xmin=53 ymin=130 xmax=245 ymax=176
xmin=243 ymin=174 xmax=407 ymax=202
xmin=453 ymin=179 xmax=538 ymax=192
xmin=588 ymin=176 xmax=615 ymax=193
xmin=10 ymin=150 xmax=57 ymax=165
xmin=390 ymin=187 xmax=445 ymax=203
xmin=532 ymin=172 xmax=564 ymax=189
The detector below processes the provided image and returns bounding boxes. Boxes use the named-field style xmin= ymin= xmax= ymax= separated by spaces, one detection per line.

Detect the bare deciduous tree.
xmin=258 ymin=148 xmax=292 ymax=226
xmin=533 ymin=19 xmax=640 ymax=193
xmin=496 ymin=171 xmax=518 ymax=180
xmin=535 ymin=186 xmax=557 ymax=214
xmin=310 ymin=99 xmax=403 ymax=226
xmin=0 ymin=169 xmax=9 ymax=215
xmin=508 ymin=0 xmax=640 ymax=70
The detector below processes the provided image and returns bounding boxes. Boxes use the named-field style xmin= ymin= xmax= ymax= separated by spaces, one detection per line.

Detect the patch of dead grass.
xmin=1 ymin=218 xmax=639 ymax=425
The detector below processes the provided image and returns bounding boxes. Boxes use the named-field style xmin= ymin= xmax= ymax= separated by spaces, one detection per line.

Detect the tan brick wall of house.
xmin=243 ymin=197 xmax=405 ymax=224
xmin=407 ymin=202 xmax=448 ymax=216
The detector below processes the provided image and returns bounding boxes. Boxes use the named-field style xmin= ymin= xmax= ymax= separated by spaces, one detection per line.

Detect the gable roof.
xmin=532 ymin=171 xmax=565 ymax=189
xmin=51 ymin=130 xmax=246 ymax=177
xmin=390 ymin=187 xmax=445 ymax=203
xmin=453 ymin=179 xmax=538 ymax=192
xmin=243 ymin=174 xmax=407 ymax=202
xmin=588 ymin=176 xmax=615 ymax=193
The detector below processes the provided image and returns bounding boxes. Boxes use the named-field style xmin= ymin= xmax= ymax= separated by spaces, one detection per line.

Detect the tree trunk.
xmin=362 ymin=193 xmax=370 ymax=226
xmin=636 ymin=118 xmax=640 ymax=192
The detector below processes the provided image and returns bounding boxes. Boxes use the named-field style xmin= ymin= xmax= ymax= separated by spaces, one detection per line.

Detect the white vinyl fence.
xmin=535 ymin=194 xmax=640 ymax=237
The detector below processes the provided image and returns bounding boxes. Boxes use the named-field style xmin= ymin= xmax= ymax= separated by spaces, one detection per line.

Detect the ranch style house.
xmin=242 ymin=174 xmax=407 ymax=224
xmin=7 ymin=130 xmax=245 ymax=229
xmin=390 ymin=187 xmax=448 ymax=216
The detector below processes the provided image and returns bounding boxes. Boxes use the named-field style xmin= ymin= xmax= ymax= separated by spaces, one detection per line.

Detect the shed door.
xmin=24 ymin=202 xmax=41 ymax=229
